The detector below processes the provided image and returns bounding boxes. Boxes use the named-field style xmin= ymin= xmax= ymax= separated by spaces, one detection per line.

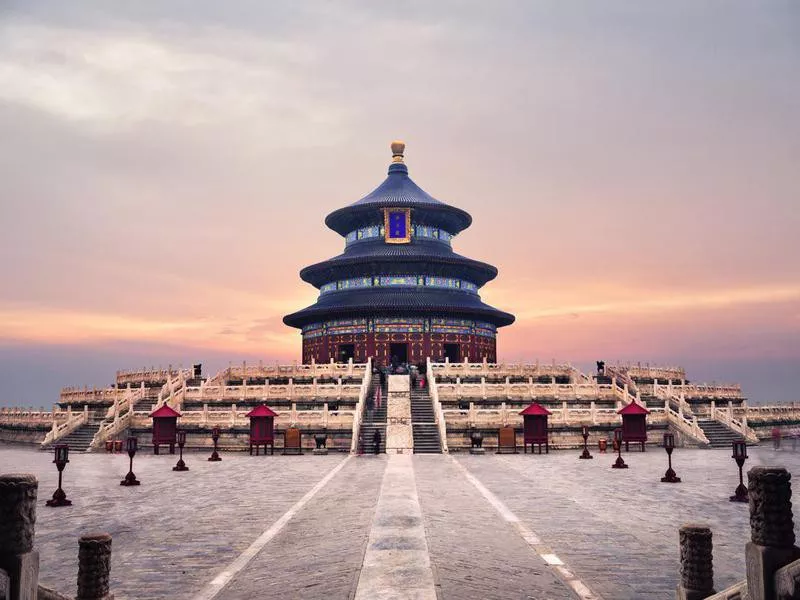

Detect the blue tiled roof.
xmin=284 ymin=148 xmax=516 ymax=333
xmin=325 ymin=163 xmax=472 ymax=235
xmin=283 ymin=288 xmax=515 ymax=329
xmin=299 ymin=239 xmax=498 ymax=287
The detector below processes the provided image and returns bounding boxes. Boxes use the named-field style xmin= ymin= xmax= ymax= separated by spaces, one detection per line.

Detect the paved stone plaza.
xmin=2 ymin=444 xmax=799 ymax=599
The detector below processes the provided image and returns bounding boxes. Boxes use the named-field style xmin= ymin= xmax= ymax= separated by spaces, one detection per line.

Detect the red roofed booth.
xmin=246 ymin=405 xmax=277 ymax=456
xmin=520 ymin=402 xmax=551 ymax=454
xmin=617 ymin=401 xmax=649 ymax=451
xmin=150 ymin=404 xmax=181 ymax=455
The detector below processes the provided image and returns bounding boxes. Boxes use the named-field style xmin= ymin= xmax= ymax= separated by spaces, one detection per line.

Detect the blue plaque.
xmin=384 ymin=208 xmax=411 ymax=243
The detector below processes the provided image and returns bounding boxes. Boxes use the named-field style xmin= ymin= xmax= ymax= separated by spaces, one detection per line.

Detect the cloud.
xmin=510 ymin=284 xmax=800 ymax=320
xmin=0 ymin=19 xmax=348 ymax=146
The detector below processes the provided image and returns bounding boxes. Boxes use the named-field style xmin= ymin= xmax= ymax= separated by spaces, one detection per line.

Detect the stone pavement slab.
xmin=455 ymin=446 xmax=800 ymax=600
xmin=4 ymin=444 xmax=800 ymax=600
xmin=414 ymin=455 xmax=578 ymax=600
xmin=2 ymin=446 xmax=346 ymax=600
xmin=217 ymin=455 xmax=386 ymax=600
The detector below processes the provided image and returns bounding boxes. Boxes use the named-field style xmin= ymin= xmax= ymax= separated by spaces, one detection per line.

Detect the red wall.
xmin=302 ymin=332 xmax=496 ymax=366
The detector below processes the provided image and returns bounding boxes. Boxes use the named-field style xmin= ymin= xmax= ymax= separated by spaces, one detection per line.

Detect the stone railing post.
xmin=775 ymin=558 xmax=800 ymax=599
xmin=481 ymin=377 xmax=486 ymax=399
xmin=677 ymin=524 xmax=715 ymax=600
xmin=710 ymin=400 xmax=716 ymax=419
xmin=590 ymin=401 xmax=597 ymax=425
xmin=0 ymin=474 xmax=40 ymax=600
xmin=230 ymin=404 xmax=237 ymax=427
xmin=77 ymin=532 xmax=113 ymax=600
xmin=745 ymin=467 xmax=800 ymax=600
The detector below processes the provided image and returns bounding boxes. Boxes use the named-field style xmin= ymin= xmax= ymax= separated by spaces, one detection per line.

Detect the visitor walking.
xmin=772 ymin=427 xmax=782 ymax=450
xmin=373 ymin=429 xmax=382 ymax=454
xmin=366 ymin=393 xmax=374 ymax=418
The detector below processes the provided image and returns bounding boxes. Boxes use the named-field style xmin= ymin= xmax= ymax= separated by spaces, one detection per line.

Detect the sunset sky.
xmin=1 ymin=1 xmax=798 ymax=406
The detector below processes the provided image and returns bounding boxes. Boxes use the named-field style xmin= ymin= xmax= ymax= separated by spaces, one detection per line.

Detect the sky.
xmin=0 ymin=1 xmax=798 ymax=406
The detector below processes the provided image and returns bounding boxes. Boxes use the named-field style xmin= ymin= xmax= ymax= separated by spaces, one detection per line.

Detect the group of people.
xmin=374 ymin=358 xmax=428 ymax=389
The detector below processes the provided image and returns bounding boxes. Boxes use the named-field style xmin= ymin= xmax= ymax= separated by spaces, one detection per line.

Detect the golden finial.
xmin=391 ymin=140 xmax=405 ymax=163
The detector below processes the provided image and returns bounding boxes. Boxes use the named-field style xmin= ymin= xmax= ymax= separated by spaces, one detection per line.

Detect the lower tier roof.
xmin=283 ymin=288 xmax=515 ymax=329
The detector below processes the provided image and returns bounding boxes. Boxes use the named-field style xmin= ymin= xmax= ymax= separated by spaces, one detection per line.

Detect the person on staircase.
xmin=366 ymin=393 xmax=374 ymax=420
xmin=373 ymin=428 xmax=382 ymax=455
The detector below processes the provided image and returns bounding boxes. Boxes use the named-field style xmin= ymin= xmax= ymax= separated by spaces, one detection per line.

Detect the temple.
xmin=283 ymin=142 xmax=514 ymax=366
xmin=1 ymin=144 xmax=799 ymax=457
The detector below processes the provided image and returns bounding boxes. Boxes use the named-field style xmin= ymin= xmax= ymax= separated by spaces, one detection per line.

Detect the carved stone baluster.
xmin=746 ymin=467 xmax=800 ymax=600
xmin=77 ymin=533 xmax=113 ymax=600
xmin=676 ymin=524 xmax=715 ymax=600
xmin=0 ymin=474 xmax=39 ymax=600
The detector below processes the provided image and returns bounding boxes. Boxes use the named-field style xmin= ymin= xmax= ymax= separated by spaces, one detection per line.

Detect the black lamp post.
xmin=46 ymin=444 xmax=72 ymax=506
xmin=729 ymin=440 xmax=748 ymax=502
xmin=612 ymin=427 xmax=628 ymax=469
xmin=173 ymin=429 xmax=189 ymax=471
xmin=579 ymin=425 xmax=593 ymax=459
xmin=660 ymin=432 xmax=681 ymax=483
xmin=120 ymin=436 xmax=141 ymax=486
xmin=208 ymin=426 xmax=222 ymax=461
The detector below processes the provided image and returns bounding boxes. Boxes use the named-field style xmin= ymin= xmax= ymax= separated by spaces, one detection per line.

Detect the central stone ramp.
xmin=385 ymin=375 xmax=413 ymax=454
xmin=354 ymin=453 xmax=437 ymax=599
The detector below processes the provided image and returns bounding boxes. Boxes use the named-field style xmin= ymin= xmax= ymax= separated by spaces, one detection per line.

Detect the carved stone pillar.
xmin=77 ymin=533 xmax=113 ymax=600
xmin=676 ymin=524 xmax=715 ymax=600
xmin=746 ymin=467 xmax=800 ymax=600
xmin=0 ymin=474 xmax=40 ymax=600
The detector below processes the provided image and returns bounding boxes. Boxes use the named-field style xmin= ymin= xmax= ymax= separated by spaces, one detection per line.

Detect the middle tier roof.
xmin=300 ymin=239 xmax=499 ymax=288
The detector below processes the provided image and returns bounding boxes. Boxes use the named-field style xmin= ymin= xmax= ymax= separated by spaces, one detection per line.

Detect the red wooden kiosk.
xmin=520 ymin=402 xmax=551 ymax=454
xmin=150 ymin=404 xmax=180 ymax=455
xmin=617 ymin=401 xmax=649 ymax=451
xmin=246 ymin=404 xmax=277 ymax=455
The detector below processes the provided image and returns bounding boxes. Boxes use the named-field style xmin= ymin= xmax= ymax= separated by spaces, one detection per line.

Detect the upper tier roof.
xmin=325 ymin=157 xmax=472 ymax=236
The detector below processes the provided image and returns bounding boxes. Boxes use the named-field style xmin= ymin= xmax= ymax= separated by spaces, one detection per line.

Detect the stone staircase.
xmin=42 ymin=421 xmax=103 ymax=453
xmin=411 ymin=383 xmax=441 ymax=454
xmin=359 ymin=380 xmax=386 ymax=454
xmin=697 ymin=419 xmax=743 ymax=448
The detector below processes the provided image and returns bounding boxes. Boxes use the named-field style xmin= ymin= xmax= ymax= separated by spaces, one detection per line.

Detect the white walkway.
xmin=354 ymin=453 xmax=437 ymax=599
